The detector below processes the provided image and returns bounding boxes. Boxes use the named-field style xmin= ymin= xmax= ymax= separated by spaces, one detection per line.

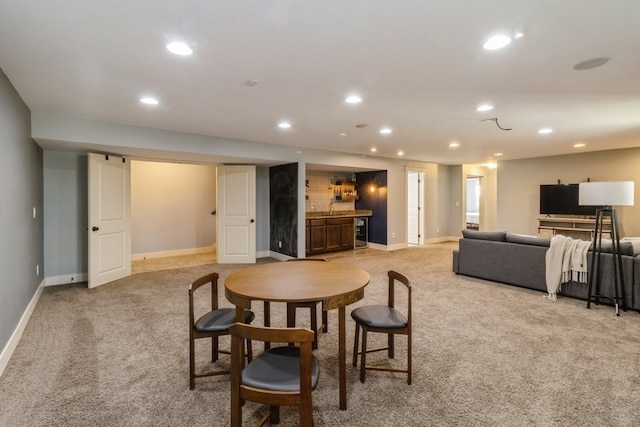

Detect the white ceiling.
xmin=1 ymin=1 xmax=639 ymax=165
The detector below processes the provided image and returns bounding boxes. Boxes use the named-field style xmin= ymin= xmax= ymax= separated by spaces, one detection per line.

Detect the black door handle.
xmin=250 ymin=219 xmax=255 ymax=223
xmin=92 ymin=226 xmax=99 ymax=231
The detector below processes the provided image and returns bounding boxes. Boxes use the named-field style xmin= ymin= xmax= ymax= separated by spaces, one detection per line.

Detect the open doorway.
xmin=407 ymin=171 xmax=424 ymax=245
xmin=466 ymin=176 xmax=480 ymax=230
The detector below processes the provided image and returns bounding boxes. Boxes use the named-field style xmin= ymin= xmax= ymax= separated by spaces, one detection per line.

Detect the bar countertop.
xmin=306 ymin=209 xmax=372 ymax=219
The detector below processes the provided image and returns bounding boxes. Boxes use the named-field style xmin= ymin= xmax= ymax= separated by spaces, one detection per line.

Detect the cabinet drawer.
xmin=327 ymin=218 xmax=353 ymax=226
xmin=310 ymin=219 xmax=326 ymax=227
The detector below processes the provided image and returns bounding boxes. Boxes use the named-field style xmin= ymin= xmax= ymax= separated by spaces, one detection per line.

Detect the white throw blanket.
xmin=545 ymin=234 xmax=591 ymax=301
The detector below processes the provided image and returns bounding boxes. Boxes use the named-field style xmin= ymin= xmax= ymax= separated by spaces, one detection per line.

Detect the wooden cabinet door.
xmin=326 ymin=224 xmax=341 ymax=250
xmin=309 ymin=219 xmax=327 ymax=253
xmin=341 ymin=221 xmax=354 ymax=249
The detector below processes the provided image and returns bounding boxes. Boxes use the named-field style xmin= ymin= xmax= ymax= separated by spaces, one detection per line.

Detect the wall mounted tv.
xmin=539 ymin=184 xmax=603 ymax=216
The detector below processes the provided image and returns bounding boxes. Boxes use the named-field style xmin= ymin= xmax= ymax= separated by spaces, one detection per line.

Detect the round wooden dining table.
xmin=225 ymin=260 xmax=370 ymax=410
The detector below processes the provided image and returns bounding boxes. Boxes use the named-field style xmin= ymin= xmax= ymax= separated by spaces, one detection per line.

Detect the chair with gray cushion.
xmin=351 ymin=270 xmax=412 ymax=384
xmin=230 ymin=323 xmax=320 ymax=427
xmin=189 ymin=272 xmax=255 ymax=390
xmin=286 ymin=258 xmax=329 ymax=350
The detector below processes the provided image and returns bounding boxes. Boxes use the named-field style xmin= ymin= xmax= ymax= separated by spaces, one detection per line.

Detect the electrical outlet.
xmin=278 ymin=240 xmax=282 ymax=248
xmin=392 ymin=232 xmax=396 ymax=238
xmin=33 ymin=207 xmax=36 ymax=219
xmin=36 ymin=264 xmax=39 ymax=276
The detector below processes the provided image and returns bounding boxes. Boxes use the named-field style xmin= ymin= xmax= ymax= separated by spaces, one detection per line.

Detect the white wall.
xmin=131 ymin=161 xmax=217 ymax=256
xmin=498 ymin=148 xmax=640 ymax=237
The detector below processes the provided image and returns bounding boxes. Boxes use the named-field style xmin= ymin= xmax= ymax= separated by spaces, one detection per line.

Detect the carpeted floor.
xmin=2 ymin=243 xmax=640 ymax=426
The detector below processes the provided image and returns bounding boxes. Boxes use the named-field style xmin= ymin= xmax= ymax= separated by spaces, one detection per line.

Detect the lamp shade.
xmin=579 ymin=181 xmax=635 ymax=206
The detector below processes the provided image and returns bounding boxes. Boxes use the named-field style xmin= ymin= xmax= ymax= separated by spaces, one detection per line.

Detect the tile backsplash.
xmin=306 ymin=171 xmax=355 ymax=213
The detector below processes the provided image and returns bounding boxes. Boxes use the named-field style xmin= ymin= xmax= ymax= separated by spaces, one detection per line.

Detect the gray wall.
xmin=43 ymin=151 xmax=87 ymax=278
xmin=498 ymin=148 xmax=640 ymax=237
xmin=0 ymin=70 xmax=44 ymax=356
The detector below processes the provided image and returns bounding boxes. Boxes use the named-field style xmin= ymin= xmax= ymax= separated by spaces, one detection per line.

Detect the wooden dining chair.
xmin=286 ymin=258 xmax=328 ymax=350
xmin=351 ymin=270 xmax=412 ymax=384
xmin=189 ymin=272 xmax=255 ymax=390
xmin=230 ymin=323 xmax=320 ymax=427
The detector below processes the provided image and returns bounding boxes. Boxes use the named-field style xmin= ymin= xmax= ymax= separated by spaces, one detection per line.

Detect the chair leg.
xmin=189 ymin=336 xmax=195 ymax=390
xmin=407 ymin=331 xmax=412 ymax=385
xmin=286 ymin=303 xmax=296 ymax=328
xmin=321 ymin=309 xmax=328 ymax=333
xmin=269 ymin=405 xmax=280 ymax=424
xmin=352 ymin=323 xmax=360 ymax=367
xmin=212 ymin=336 xmax=219 ymax=362
xmin=310 ymin=306 xmax=318 ymax=350
xmin=360 ymin=327 xmax=368 ymax=383
xmin=388 ymin=333 xmax=394 ymax=359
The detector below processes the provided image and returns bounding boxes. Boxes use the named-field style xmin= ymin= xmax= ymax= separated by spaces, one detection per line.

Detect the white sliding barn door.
xmin=88 ymin=153 xmax=131 ymax=288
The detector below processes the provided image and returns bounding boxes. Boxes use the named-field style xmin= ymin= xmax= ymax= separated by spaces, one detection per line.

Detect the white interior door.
xmin=408 ymin=171 xmax=420 ymax=245
xmin=217 ymin=165 xmax=256 ymax=264
xmin=88 ymin=153 xmax=131 ymax=288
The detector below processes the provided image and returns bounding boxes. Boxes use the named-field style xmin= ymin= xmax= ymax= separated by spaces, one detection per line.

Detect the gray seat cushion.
xmin=195 ymin=308 xmax=255 ymax=332
xmin=351 ymin=305 xmax=407 ymax=328
xmin=242 ymin=347 xmax=320 ymax=392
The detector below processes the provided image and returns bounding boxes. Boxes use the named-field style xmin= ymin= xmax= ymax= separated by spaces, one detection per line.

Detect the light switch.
xmin=33 ymin=207 xmax=36 ymax=218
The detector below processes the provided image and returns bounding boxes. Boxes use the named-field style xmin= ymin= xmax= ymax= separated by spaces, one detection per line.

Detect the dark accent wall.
xmin=269 ymin=163 xmax=298 ymax=257
xmin=355 ymin=170 xmax=388 ymax=245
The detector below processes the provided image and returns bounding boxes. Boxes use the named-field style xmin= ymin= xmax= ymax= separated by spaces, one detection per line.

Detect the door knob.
xmin=92 ymin=226 xmax=99 ymax=231
xmin=250 ymin=219 xmax=255 ymax=223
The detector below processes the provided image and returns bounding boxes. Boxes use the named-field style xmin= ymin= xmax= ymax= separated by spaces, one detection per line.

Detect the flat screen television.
xmin=539 ymin=184 xmax=603 ymax=216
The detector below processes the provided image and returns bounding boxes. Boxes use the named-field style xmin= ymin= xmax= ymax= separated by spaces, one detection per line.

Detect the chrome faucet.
xmin=330 ymin=202 xmax=334 ymax=214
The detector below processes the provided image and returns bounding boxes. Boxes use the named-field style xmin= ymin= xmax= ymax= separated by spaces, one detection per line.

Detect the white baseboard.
xmin=425 ymin=236 xmax=458 ymax=244
xmin=268 ymin=251 xmax=293 ymax=261
xmin=131 ymin=244 xmax=215 ymax=261
xmin=0 ymin=279 xmax=45 ymax=377
xmin=45 ymin=273 xmax=88 ymax=287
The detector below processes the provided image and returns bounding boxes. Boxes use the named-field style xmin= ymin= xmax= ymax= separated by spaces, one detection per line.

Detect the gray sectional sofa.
xmin=452 ymin=229 xmax=640 ymax=311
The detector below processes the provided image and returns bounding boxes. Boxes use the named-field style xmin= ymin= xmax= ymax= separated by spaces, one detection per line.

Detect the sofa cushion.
xmin=461 ymin=229 xmax=507 ymax=241
xmin=505 ymin=233 xmax=551 ymax=247
xmin=593 ymin=240 xmax=635 ymax=256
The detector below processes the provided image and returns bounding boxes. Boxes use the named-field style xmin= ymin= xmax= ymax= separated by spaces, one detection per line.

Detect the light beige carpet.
xmin=2 ymin=243 xmax=640 ymax=426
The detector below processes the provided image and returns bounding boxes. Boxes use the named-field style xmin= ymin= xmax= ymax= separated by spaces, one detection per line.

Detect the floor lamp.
xmin=579 ymin=181 xmax=635 ymax=316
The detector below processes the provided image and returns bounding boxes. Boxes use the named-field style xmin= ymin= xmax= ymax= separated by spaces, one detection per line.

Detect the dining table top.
xmin=224 ymin=260 xmax=370 ymax=308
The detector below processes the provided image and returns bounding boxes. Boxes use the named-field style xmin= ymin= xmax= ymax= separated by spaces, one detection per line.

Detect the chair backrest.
xmin=230 ymin=323 xmax=316 ymax=426
xmin=188 ymin=272 xmax=220 ymax=325
xmin=388 ymin=270 xmax=411 ymax=322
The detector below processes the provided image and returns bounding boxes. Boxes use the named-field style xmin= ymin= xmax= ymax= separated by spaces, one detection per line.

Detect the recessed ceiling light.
xmin=538 ymin=128 xmax=553 ymax=134
xmin=140 ymin=97 xmax=159 ymax=105
xmin=397 ymin=151 xmax=404 ymax=156
xmin=514 ymin=31 xmax=525 ymax=39
xmin=340 ymin=132 xmax=347 ymax=137
xmin=371 ymin=147 xmax=377 ymax=153
xmin=166 ymin=42 xmax=193 ymax=56
xmin=380 ymin=127 xmax=392 ymax=135
xmin=476 ymin=104 xmax=494 ymax=112
xmin=278 ymin=121 xmax=291 ymax=129
xmin=345 ymin=95 xmax=362 ymax=104
xmin=449 ymin=142 xmax=460 ymax=148
xmin=494 ymin=152 xmax=504 ymax=156
xmin=483 ymin=35 xmax=512 ymax=50
xmin=486 ymin=162 xmax=498 ymax=169
xmin=574 ymin=143 xmax=586 ymax=148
